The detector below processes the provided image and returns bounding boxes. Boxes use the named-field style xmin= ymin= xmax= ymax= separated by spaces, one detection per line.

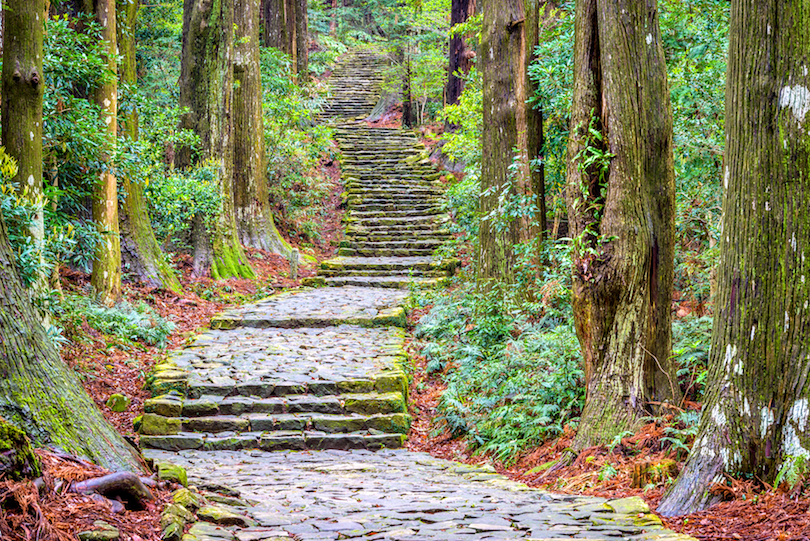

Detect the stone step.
xmin=348 ymin=202 xmax=442 ymax=212
xmin=338 ymin=248 xmax=436 ymax=257
xmin=320 ymin=256 xmax=452 ymax=273
xmin=140 ymin=430 xmax=406 ymax=452
xmin=317 ymin=268 xmax=446 ymax=278
xmin=141 ymin=411 xmax=410 ymax=436
xmin=323 ymin=276 xmax=448 ymax=289
xmin=348 ymin=209 xmax=444 ymax=220
xmin=146 ymin=391 xmax=408 ymax=418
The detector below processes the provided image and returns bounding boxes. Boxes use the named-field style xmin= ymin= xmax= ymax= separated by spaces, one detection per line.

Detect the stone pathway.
xmin=139 ymin=50 xmax=695 ymax=541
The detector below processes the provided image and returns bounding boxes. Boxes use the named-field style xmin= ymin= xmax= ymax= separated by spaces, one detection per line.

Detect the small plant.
xmin=661 ymin=410 xmax=701 ymax=460
xmin=598 ymin=462 xmax=619 ymax=482
xmin=774 ymin=455 xmax=808 ymax=491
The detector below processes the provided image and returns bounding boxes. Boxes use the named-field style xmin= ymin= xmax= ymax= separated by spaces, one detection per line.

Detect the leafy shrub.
xmin=57 ymin=293 xmax=175 ymax=348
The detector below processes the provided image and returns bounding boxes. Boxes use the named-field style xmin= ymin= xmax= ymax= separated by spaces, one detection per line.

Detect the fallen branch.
xmin=70 ymin=472 xmax=154 ymax=510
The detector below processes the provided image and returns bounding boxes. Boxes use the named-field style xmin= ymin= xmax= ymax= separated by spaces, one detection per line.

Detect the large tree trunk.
xmin=565 ymin=0 xmax=679 ymax=450
xmin=294 ymin=0 xmax=308 ymax=78
xmin=262 ymin=0 xmax=288 ymax=50
xmin=477 ymin=0 xmax=544 ymax=286
xmin=285 ymin=0 xmax=297 ymax=68
xmin=445 ymin=0 xmax=475 ymax=130
xmin=0 ymin=218 xmax=145 ymax=473
xmin=2 ymin=0 xmax=46 ymax=293
xmin=658 ymin=0 xmax=810 ymax=516
xmin=82 ymin=0 xmax=122 ymax=305
xmin=117 ymin=0 xmax=182 ymax=293
xmin=178 ymin=0 xmax=255 ymax=280
xmin=234 ymin=0 xmax=293 ymax=256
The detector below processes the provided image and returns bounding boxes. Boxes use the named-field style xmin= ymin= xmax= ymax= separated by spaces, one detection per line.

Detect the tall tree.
xmin=565 ymin=0 xmax=679 ymax=449
xmin=234 ymin=0 xmax=293 ymax=256
xmin=445 ymin=0 xmax=475 ymax=130
xmin=477 ymin=0 xmax=544 ymax=285
xmin=178 ymin=0 xmax=254 ymax=280
xmin=262 ymin=0 xmax=288 ymax=51
xmin=658 ymin=0 xmax=810 ymax=516
xmin=294 ymin=0 xmax=308 ymax=77
xmin=117 ymin=0 xmax=182 ymax=293
xmin=2 ymin=0 xmax=46 ymax=293
xmin=81 ymin=0 xmax=122 ymax=305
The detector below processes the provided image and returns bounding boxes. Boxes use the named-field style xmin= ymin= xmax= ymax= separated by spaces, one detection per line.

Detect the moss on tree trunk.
xmin=117 ymin=0 xmax=182 ymax=293
xmin=477 ymin=0 xmax=544 ymax=287
xmin=565 ymin=0 xmax=679 ymax=449
xmin=658 ymin=0 xmax=810 ymax=516
xmin=294 ymin=0 xmax=308 ymax=79
xmin=2 ymin=0 xmax=47 ymax=294
xmin=233 ymin=0 xmax=293 ymax=257
xmin=179 ymin=0 xmax=255 ymax=280
xmin=0 ymin=219 xmax=144 ymax=473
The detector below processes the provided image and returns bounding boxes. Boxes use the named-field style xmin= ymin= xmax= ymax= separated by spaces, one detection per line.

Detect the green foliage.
xmin=56 ymin=293 xmax=175 ymax=348
xmin=672 ymin=316 xmax=712 ymax=399
xmin=774 ymin=455 xmax=809 ymax=491
xmin=661 ymin=410 xmax=700 ymax=460
xmin=414 ymin=258 xmax=583 ymax=463
xmin=145 ymin=161 xmax=221 ymax=246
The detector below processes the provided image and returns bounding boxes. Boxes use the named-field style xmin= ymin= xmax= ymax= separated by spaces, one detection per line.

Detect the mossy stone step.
xmin=140 ymin=430 xmax=406 ymax=452
xmin=320 ymin=256 xmax=452 ymax=273
xmin=338 ymin=248 xmax=436 ymax=257
xmin=146 ymin=392 xmax=407 ymax=418
xmin=317 ymin=268 xmax=445 ymax=278
xmin=324 ymin=276 xmax=448 ymax=289
xmin=141 ymin=412 xmax=411 ymax=435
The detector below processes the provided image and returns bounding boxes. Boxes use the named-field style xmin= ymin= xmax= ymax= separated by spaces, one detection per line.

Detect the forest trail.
xmin=138 ymin=51 xmax=694 ymax=541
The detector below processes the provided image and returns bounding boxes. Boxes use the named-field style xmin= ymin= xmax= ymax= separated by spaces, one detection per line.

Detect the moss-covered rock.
xmin=156 ymin=461 xmax=188 ymax=487
xmin=0 ymin=419 xmax=41 ymax=480
xmin=173 ymin=487 xmax=206 ymax=511
xmin=197 ymin=504 xmax=255 ymax=527
xmin=78 ymin=521 xmax=120 ymax=541
xmin=106 ymin=394 xmax=130 ymax=412
xmin=140 ymin=413 xmax=182 ymax=435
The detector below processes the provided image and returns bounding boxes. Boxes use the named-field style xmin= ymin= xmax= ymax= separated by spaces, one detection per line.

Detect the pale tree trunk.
xmin=477 ymin=0 xmax=544 ymax=286
xmin=117 ymin=0 xmax=182 ymax=293
xmin=658 ymin=0 xmax=810 ymax=516
xmin=85 ymin=0 xmax=122 ymax=305
xmin=294 ymin=0 xmax=307 ymax=78
xmin=2 ymin=0 xmax=46 ymax=293
xmin=445 ymin=0 xmax=475 ymax=131
xmin=234 ymin=0 xmax=293 ymax=256
xmin=0 ymin=216 xmax=145 ymax=473
xmin=179 ymin=0 xmax=255 ymax=280
xmin=330 ymin=0 xmax=337 ymax=36
xmin=565 ymin=0 xmax=679 ymax=449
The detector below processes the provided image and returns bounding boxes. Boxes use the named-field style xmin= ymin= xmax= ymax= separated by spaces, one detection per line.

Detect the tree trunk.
xmin=84 ymin=0 xmax=122 ymax=306
xmin=445 ymin=0 xmax=475 ymax=130
xmin=294 ymin=0 xmax=308 ymax=78
xmin=658 ymin=0 xmax=810 ymax=516
xmin=285 ymin=0 xmax=297 ymax=69
xmin=262 ymin=0 xmax=287 ymax=50
xmin=233 ymin=0 xmax=293 ymax=256
xmin=2 ymin=0 xmax=46 ymax=293
xmin=179 ymin=0 xmax=255 ymax=280
xmin=117 ymin=0 xmax=182 ymax=293
xmin=0 ymin=219 xmax=145 ymax=473
xmin=477 ymin=0 xmax=544 ymax=286
xmin=329 ymin=0 xmax=337 ymax=36
xmin=565 ymin=0 xmax=679 ymax=450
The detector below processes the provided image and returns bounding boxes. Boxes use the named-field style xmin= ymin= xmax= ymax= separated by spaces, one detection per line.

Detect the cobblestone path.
xmin=139 ymin=51 xmax=694 ymax=541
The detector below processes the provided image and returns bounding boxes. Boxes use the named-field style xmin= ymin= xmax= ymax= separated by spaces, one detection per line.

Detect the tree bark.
xmin=262 ymin=0 xmax=287 ymax=50
xmin=2 ymin=0 xmax=47 ymax=293
xmin=658 ymin=0 xmax=810 ymax=516
xmin=285 ymin=0 xmax=297 ymax=68
xmin=178 ymin=0 xmax=255 ymax=280
xmin=294 ymin=0 xmax=308 ymax=78
xmin=117 ymin=0 xmax=182 ymax=293
xmin=445 ymin=0 xmax=475 ymax=130
xmin=565 ymin=0 xmax=679 ymax=450
xmin=0 ymin=219 xmax=145 ymax=473
xmin=81 ymin=0 xmax=122 ymax=305
xmin=477 ymin=0 xmax=544 ymax=286
xmin=234 ymin=0 xmax=293 ymax=256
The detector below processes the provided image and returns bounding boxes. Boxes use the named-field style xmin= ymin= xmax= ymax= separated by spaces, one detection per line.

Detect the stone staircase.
xmin=139 ymin=288 xmax=412 ymax=452
xmin=320 ymin=49 xmax=386 ymax=120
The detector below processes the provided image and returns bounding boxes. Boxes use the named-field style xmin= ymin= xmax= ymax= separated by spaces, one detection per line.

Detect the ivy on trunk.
xmin=565 ymin=0 xmax=679 ymax=449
